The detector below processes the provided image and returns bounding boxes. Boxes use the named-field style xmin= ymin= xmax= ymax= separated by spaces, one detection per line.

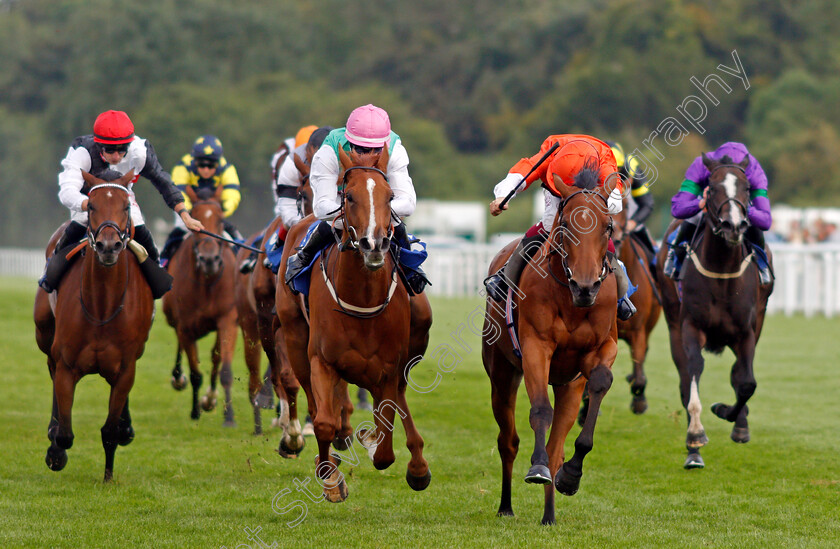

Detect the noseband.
xmin=552 ymin=190 xmax=614 ymax=286
xmin=85 ymin=184 xmax=132 ymax=249
xmin=707 ymin=164 xmax=750 ymax=237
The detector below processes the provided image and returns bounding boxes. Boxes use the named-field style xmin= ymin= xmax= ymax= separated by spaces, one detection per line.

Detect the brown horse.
xmin=163 ymin=185 xmax=239 ymax=425
xmin=233 ymin=158 xmax=312 ymax=449
xmin=34 ymin=170 xmax=153 ymax=481
xmin=654 ymin=154 xmax=773 ymax=469
xmin=612 ymin=197 xmax=662 ymax=414
xmin=483 ymin=167 xmax=618 ymax=525
xmin=276 ymin=146 xmax=433 ymax=502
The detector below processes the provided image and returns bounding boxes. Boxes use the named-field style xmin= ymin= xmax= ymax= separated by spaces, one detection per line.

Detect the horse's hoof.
xmin=686 ymin=431 xmax=709 ymax=449
xmin=497 ymin=508 xmax=514 ymax=517
xmin=631 ymin=395 xmax=648 ymax=415
xmin=332 ymin=434 xmax=352 ymax=451
xmin=278 ymin=436 xmax=304 ymax=458
xmin=200 ymin=395 xmax=217 ymax=412
xmin=554 ymin=464 xmax=582 ymax=496
xmin=683 ymin=452 xmax=705 ymax=469
xmin=190 ymin=409 xmax=200 ymax=420
xmin=541 ymin=515 xmax=556 ymax=526
xmin=104 ymin=468 xmax=113 ymax=482
xmin=45 ymin=446 xmax=68 ymax=471
xmin=323 ymin=474 xmax=349 ymax=503
xmin=710 ymin=402 xmax=737 ymax=422
xmin=302 ymin=421 xmax=315 ymax=437
xmin=255 ymin=392 xmax=274 ymax=410
xmin=171 ymin=375 xmax=188 ymax=391
xmin=223 ymin=420 xmax=237 ymax=428
xmin=731 ymin=426 xmax=750 ymax=443
xmin=117 ymin=425 xmax=135 ymax=446
xmin=524 ymin=464 xmax=552 ymax=485
xmin=406 ymin=468 xmax=431 ymax=491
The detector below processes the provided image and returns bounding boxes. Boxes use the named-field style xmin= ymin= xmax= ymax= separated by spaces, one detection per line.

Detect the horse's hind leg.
xmin=521 ymin=343 xmax=554 ymax=484
xmin=486 ymin=354 xmax=522 ymax=517
xmin=627 ymin=331 xmax=649 ymax=414
xmin=241 ymin=320 xmax=264 ymax=434
xmin=218 ymin=313 xmax=239 ymax=427
xmin=101 ymin=366 xmax=136 ymax=482
xmin=180 ymin=335 xmax=203 ymax=420
xmin=542 ymin=377 xmax=586 ymax=525
xmin=333 ymin=382 xmax=354 ymax=451
xmin=555 ymin=364 xmax=613 ymax=497
xmin=274 ymin=328 xmax=304 ymax=457
xmin=170 ymin=343 xmax=187 ymax=390
xmin=117 ymin=397 xmax=134 ymax=446
xmin=712 ymin=334 xmax=757 ymax=443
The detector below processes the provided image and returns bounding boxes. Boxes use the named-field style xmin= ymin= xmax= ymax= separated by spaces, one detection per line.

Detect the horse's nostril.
xmin=739 ymin=221 xmax=749 ymax=233
xmin=113 ymin=241 xmax=123 ymax=251
xmin=381 ymin=237 xmax=391 ymax=251
xmin=95 ymin=241 xmax=105 ymax=252
xmin=359 ymin=237 xmax=373 ymax=251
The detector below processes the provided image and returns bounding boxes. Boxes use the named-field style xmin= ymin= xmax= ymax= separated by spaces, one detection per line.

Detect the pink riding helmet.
xmin=345 ymin=104 xmax=391 ymax=148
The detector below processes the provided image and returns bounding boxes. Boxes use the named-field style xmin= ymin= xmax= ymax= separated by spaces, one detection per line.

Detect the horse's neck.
xmin=698 ymin=224 xmax=746 ymax=271
xmin=82 ymin=251 xmax=128 ymax=313
xmin=333 ymin=246 xmax=394 ymax=306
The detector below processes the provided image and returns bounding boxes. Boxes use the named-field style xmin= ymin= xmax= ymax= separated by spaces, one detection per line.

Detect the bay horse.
xmin=482 ymin=167 xmax=618 ymax=525
xmin=654 ymin=154 xmax=773 ymax=469
xmin=233 ymin=156 xmax=312 ymax=451
xmin=163 ymin=185 xmax=239 ymax=425
xmin=276 ymin=146 xmax=433 ymax=502
xmin=34 ymin=170 xmax=153 ymax=481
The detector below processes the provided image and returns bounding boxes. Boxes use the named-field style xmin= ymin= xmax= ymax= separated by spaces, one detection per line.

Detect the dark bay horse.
xmin=233 ymin=158 xmax=312 ymax=449
xmin=163 ymin=186 xmax=239 ymax=425
xmin=654 ymin=154 xmax=773 ymax=469
xmin=483 ymin=169 xmax=618 ymax=525
xmin=34 ymin=170 xmax=153 ymax=481
xmin=276 ymin=146 xmax=433 ymax=502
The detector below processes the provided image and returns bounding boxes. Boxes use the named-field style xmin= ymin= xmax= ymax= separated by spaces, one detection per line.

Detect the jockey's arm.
xmin=671 ymin=179 xmax=704 ymax=219
xmin=139 ymin=141 xmax=186 ymax=213
xmin=387 ymin=141 xmax=416 ymax=219
xmin=57 ymin=144 xmax=93 ymax=214
xmin=171 ymin=160 xmax=193 ymax=210
xmin=310 ymin=145 xmax=343 ymax=220
xmin=220 ymin=164 xmax=241 ymax=217
xmin=274 ymin=153 xmax=304 ymax=227
xmin=745 ymin=155 xmax=772 ymax=231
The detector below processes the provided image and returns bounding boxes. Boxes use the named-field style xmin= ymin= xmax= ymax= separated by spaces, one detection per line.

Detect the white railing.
xmin=4 ymin=243 xmax=840 ymax=317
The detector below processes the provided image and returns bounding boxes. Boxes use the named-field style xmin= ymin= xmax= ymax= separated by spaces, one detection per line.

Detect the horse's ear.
xmin=185 ymin=186 xmax=199 ymax=205
xmin=80 ymin=170 xmax=98 ymax=192
xmin=738 ymin=155 xmax=750 ymax=170
xmin=701 ymin=152 xmax=717 ymax=171
xmin=338 ymin=145 xmax=353 ymax=170
xmin=116 ymin=169 xmax=135 ymax=187
xmin=293 ymin=153 xmax=310 ymax=177
xmin=213 ymin=181 xmax=224 ymax=202
xmin=376 ymin=145 xmax=390 ymax=174
xmin=552 ymin=173 xmax=575 ymax=199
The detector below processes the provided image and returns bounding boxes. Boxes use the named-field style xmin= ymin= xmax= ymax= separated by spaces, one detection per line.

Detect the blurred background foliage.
xmin=1 ymin=0 xmax=838 ymax=245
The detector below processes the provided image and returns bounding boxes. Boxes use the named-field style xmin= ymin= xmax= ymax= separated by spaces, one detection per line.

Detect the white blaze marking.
xmin=722 ymin=173 xmax=743 ymax=226
xmin=687 ymin=376 xmax=704 ymax=435
xmin=107 ymin=191 xmax=113 ymax=198
xmin=366 ymin=178 xmax=376 ymax=242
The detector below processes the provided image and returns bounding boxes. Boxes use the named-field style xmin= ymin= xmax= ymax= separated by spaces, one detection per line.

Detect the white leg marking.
xmin=687 ymin=376 xmax=704 ymax=435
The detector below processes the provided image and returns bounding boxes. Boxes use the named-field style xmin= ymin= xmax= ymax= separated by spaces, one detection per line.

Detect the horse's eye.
xmin=346 ymin=194 xmax=354 ymax=204
xmin=389 ymin=193 xmax=394 ymax=202
xmin=88 ymin=205 xmax=95 ymax=213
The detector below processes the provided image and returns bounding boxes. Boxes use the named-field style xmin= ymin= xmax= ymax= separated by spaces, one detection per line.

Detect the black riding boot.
xmin=38 ymin=221 xmax=88 ymax=293
xmin=484 ymin=232 xmax=548 ymax=302
xmin=159 ymin=227 xmax=187 ymax=268
xmin=284 ymin=220 xmax=334 ymax=286
xmin=133 ymin=224 xmax=173 ymax=299
xmin=392 ymin=222 xmax=430 ymax=294
xmin=663 ymin=221 xmax=697 ymax=279
xmin=745 ymin=226 xmax=773 ymax=284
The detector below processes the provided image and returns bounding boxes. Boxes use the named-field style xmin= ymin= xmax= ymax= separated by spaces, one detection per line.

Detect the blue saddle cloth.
xmin=288 ymin=227 xmax=429 ymax=297
xmin=264 ymin=227 xmax=286 ymax=274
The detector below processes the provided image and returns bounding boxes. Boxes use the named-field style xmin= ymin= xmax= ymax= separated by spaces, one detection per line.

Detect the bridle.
xmin=706 ymin=164 xmax=750 ymax=237
xmin=189 ymin=198 xmax=226 ymax=279
xmin=549 ymin=189 xmax=614 ymax=287
xmin=332 ymin=165 xmax=394 ymax=250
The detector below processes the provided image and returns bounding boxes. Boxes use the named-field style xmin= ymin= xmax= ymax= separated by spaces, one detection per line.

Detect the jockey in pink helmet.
xmin=284 ymin=104 xmax=428 ymax=294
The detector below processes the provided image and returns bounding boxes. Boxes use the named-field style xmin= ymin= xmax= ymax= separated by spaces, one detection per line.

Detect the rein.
xmin=706 ymin=164 xmax=750 ymax=237
xmin=320 ymin=244 xmax=399 ymax=318
xmin=549 ymin=190 xmax=613 ymax=286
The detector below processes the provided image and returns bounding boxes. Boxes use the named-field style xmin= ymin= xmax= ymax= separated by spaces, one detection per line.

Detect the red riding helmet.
xmin=93 ymin=110 xmax=135 ymax=145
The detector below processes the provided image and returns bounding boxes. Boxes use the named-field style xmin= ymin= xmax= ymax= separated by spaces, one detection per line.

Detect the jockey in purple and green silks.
xmin=664 ymin=142 xmax=773 ymax=283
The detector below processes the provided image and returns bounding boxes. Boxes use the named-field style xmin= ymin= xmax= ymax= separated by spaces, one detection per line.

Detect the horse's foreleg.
xmin=370 ymin=383 xmax=399 ymax=471
xmin=555 ymin=365 xmax=612 ymax=497
xmin=241 ymin=319 xmax=264 ymax=434
xmin=273 ymin=328 xmax=305 ymax=457
xmin=218 ymin=314 xmax=238 ymax=427
xmin=46 ymin=361 xmax=77 ymax=472
xmin=309 ymin=356 xmax=347 ymax=502
xmin=395 ymin=381 xmax=430 ymax=492
xmin=680 ymin=321 xmax=708 ymax=450
xmin=712 ymin=334 xmax=757 ymax=443
xmin=542 ymin=377 xmax=586 ymax=524
xmin=333 ymin=382 xmax=354 ymax=451
xmin=170 ymin=342 xmax=187 ymax=390
xmin=101 ymin=365 xmax=136 ymax=482
xmin=627 ymin=331 xmax=649 ymax=414
xmin=180 ymin=334 xmax=203 ymax=420
xmin=520 ymin=341 xmax=554 ymax=485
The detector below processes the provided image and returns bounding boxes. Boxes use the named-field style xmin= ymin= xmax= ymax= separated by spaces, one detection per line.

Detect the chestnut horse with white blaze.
xmin=276 ymin=146 xmax=432 ymax=502
xmin=483 ymin=166 xmax=618 ymax=525
xmin=34 ymin=170 xmax=153 ymax=481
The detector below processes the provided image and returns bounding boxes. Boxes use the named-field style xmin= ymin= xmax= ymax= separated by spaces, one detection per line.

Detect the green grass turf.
xmin=0 ymin=276 xmax=838 ymax=548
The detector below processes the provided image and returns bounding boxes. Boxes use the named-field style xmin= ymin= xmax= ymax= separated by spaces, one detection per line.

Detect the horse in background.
xmin=276 ymin=146 xmax=433 ymax=502
xmin=482 ymin=167 xmax=618 ymax=525
xmin=163 ymin=185 xmax=239 ymax=426
xmin=34 ymin=170 xmax=153 ymax=481
xmin=654 ymin=154 xmax=773 ymax=469
xmin=232 ymin=153 xmax=313 ymax=449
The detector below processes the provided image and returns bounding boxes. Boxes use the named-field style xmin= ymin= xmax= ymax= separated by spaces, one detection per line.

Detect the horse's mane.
xmin=573 ymin=158 xmax=600 ymax=191
xmin=718 ymin=155 xmax=734 ymax=165
xmin=195 ymin=187 xmax=216 ymax=200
